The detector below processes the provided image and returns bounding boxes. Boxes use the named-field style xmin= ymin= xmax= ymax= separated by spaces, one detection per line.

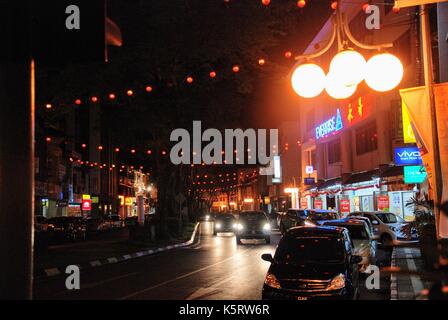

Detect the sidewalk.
xmin=390 ymin=246 xmax=433 ymax=300
xmin=34 ymin=223 xmax=199 ymax=279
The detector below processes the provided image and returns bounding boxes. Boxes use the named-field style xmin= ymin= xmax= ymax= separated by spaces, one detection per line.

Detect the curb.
xmin=390 ymin=247 xmax=398 ymax=300
xmin=35 ymin=222 xmax=200 ymax=279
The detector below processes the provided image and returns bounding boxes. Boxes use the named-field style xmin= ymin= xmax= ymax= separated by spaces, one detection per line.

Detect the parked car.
xmin=234 ymin=211 xmax=271 ymax=244
xmin=105 ymin=215 xmax=124 ymax=229
xmin=306 ymin=209 xmax=340 ymax=225
xmin=348 ymin=211 xmax=419 ymax=246
xmin=322 ymin=219 xmax=377 ymax=272
xmin=47 ymin=216 xmax=87 ymax=241
xmin=213 ymin=213 xmax=236 ymax=235
xmin=261 ymin=226 xmax=361 ymax=300
xmin=278 ymin=209 xmax=310 ymax=234
xmin=346 ymin=215 xmax=378 ymax=240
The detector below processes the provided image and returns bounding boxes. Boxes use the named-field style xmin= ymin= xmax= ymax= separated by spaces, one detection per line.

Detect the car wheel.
xmin=236 ymin=236 xmax=242 ymax=245
xmin=265 ymin=236 xmax=271 ymax=244
xmin=381 ymin=234 xmax=393 ymax=248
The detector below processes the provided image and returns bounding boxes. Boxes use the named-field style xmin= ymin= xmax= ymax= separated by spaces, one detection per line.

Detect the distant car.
xmin=47 ymin=216 xmax=87 ymax=241
xmin=322 ymin=219 xmax=377 ymax=272
xmin=234 ymin=211 xmax=271 ymax=244
xmin=213 ymin=213 xmax=236 ymax=235
xmin=35 ymin=215 xmax=49 ymax=232
xmin=348 ymin=211 xmax=419 ymax=246
xmin=261 ymin=226 xmax=361 ymax=300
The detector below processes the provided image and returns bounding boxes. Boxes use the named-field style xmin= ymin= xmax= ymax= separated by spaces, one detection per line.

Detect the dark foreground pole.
xmin=0 ymin=2 xmax=34 ymax=299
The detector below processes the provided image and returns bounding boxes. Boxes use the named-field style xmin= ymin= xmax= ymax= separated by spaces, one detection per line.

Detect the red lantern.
xmin=262 ymin=0 xmax=270 ymax=6
xmin=109 ymin=93 xmax=116 ymax=100
xmin=331 ymin=1 xmax=338 ymax=10
xmin=392 ymin=5 xmax=400 ymax=13
xmin=114 ymin=147 xmax=120 ymax=152
xmin=147 ymin=149 xmax=152 ymax=155
xmin=45 ymin=137 xmax=51 ymax=143
xmin=232 ymin=65 xmax=240 ymax=73
xmin=81 ymin=143 xmax=87 ymax=148
xmin=258 ymin=58 xmax=266 ymax=66
xmin=75 ymin=99 xmax=81 ymax=105
xmin=209 ymin=71 xmax=216 ymax=78
xmin=45 ymin=103 xmax=52 ymax=109
xmin=91 ymin=96 xmax=98 ymax=103
xmin=297 ymin=0 xmax=306 ymax=8
xmin=131 ymin=149 xmax=136 ymax=154
xmin=98 ymin=145 xmax=103 ymax=151
xmin=186 ymin=76 xmax=194 ymax=83
xmin=126 ymin=90 xmax=133 ymax=96
xmin=284 ymin=51 xmax=292 ymax=58
xmin=146 ymin=86 xmax=153 ymax=92
xmin=362 ymin=3 xmax=370 ymax=12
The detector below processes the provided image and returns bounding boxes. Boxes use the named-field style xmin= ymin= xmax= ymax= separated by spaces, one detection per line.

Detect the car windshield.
xmin=308 ymin=211 xmax=338 ymax=221
xmin=239 ymin=212 xmax=266 ymax=221
xmin=274 ymin=236 xmax=345 ymax=263
xmin=341 ymin=224 xmax=369 ymax=240
xmin=375 ymin=213 xmax=403 ymax=224
xmin=216 ymin=215 xmax=234 ymax=221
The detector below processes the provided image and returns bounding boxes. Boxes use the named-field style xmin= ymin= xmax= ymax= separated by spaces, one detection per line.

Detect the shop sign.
xmin=91 ymin=196 xmax=99 ymax=204
xmin=377 ymin=195 xmax=390 ymax=211
xmin=404 ymin=165 xmax=427 ymax=184
xmin=340 ymin=199 xmax=351 ymax=214
xmin=68 ymin=203 xmax=81 ymax=216
xmin=341 ymin=96 xmax=373 ymax=126
xmin=305 ymin=165 xmax=314 ymax=174
xmin=314 ymin=199 xmax=323 ymax=209
xmin=118 ymin=195 xmax=125 ymax=206
xmin=57 ymin=200 xmax=68 ymax=207
xmin=82 ymin=199 xmax=92 ymax=211
xmin=82 ymin=194 xmax=91 ymax=200
xmin=402 ymin=101 xmax=417 ymax=143
xmin=300 ymin=197 xmax=308 ymax=209
xmin=125 ymin=197 xmax=134 ymax=206
xmin=41 ymin=198 xmax=49 ymax=207
xmin=315 ymin=109 xmax=343 ymax=140
xmin=304 ymin=177 xmax=316 ymax=185
xmin=394 ymin=147 xmax=422 ymax=166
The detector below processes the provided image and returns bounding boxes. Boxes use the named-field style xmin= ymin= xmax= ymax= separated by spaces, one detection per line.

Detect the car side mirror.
xmin=261 ymin=253 xmax=274 ymax=262
xmin=351 ymin=255 xmax=363 ymax=264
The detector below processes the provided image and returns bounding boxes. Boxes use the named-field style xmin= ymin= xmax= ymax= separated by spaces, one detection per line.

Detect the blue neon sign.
xmin=315 ymin=109 xmax=343 ymax=140
xmin=394 ymin=147 xmax=422 ymax=166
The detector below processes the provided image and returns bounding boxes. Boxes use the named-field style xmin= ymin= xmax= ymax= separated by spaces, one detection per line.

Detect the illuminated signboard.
xmin=305 ymin=165 xmax=314 ymax=174
xmin=82 ymin=199 xmax=92 ymax=211
xmin=404 ymin=166 xmax=427 ymax=184
xmin=402 ymin=101 xmax=417 ymax=143
xmin=315 ymin=109 xmax=343 ymax=140
xmin=394 ymin=147 xmax=422 ymax=166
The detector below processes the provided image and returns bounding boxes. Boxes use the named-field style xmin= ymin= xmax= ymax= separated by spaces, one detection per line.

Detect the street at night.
xmin=34 ymin=222 xmax=391 ymax=300
xmin=1 ymin=0 xmax=448 ymax=315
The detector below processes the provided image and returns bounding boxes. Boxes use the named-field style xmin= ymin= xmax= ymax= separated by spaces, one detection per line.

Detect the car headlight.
xmin=233 ymin=223 xmax=244 ymax=231
xmin=264 ymin=272 xmax=281 ymax=289
xmin=390 ymin=226 xmax=398 ymax=232
xmin=215 ymin=223 xmax=221 ymax=229
xmin=205 ymin=215 xmax=210 ymax=220
xmin=326 ymin=274 xmax=345 ymax=291
xmin=263 ymin=223 xmax=271 ymax=231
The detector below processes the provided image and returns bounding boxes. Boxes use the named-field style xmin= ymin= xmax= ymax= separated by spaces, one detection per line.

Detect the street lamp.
xmin=291 ymin=1 xmax=404 ymax=100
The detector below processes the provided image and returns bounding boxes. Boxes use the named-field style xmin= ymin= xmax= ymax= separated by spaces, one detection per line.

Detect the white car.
xmin=349 ymin=211 xmax=419 ymax=246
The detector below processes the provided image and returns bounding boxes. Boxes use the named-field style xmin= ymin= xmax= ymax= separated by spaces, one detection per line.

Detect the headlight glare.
xmin=264 ymin=272 xmax=281 ymax=289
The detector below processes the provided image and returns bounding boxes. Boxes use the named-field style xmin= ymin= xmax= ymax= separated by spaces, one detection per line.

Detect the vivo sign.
xmin=394 ymin=147 xmax=422 ymax=165
xmin=315 ymin=109 xmax=343 ymax=140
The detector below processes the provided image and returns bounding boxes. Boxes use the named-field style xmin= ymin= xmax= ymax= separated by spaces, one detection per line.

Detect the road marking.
xmin=186 ymin=276 xmax=235 ymax=300
xmin=404 ymin=248 xmax=424 ymax=298
xmin=54 ymin=272 xmax=138 ymax=296
xmin=119 ymin=248 xmax=250 ymax=300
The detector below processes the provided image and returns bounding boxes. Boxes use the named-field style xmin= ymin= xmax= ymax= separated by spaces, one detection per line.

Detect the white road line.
xmin=405 ymin=248 xmax=424 ymax=297
xmin=119 ymin=248 xmax=250 ymax=300
xmin=186 ymin=276 xmax=235 ymax=300
xmin=54 ymin=272 xmax=138 ymax=296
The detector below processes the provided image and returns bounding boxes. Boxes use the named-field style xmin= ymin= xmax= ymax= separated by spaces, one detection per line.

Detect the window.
xmin=356 ymin=123 xmax=378 ymax=155
xmin=327 ymin=138 xmax=341 ymax=164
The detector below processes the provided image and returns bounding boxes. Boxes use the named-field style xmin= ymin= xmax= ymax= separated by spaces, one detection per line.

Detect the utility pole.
xmin=0 ymin=2 xmax=34 ymax=299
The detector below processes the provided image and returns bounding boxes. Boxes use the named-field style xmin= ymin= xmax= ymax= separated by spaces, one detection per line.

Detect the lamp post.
xmin=291 ymin=1 xmax=404 ymax=100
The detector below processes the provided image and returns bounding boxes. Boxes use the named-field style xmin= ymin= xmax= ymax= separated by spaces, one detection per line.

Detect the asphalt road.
xmin=33 ymin=222 xmax=391 ymax=300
